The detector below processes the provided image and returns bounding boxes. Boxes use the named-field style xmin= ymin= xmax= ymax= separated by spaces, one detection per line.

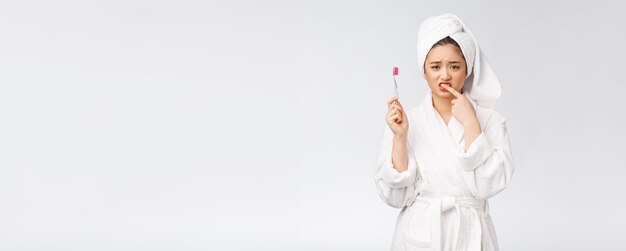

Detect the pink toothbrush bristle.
xmin=393 ymin=67 xmax=399 ymax=76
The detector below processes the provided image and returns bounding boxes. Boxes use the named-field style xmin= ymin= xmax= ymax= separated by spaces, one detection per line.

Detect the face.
xmin=423 ymin=44 xmax=467 ymax=99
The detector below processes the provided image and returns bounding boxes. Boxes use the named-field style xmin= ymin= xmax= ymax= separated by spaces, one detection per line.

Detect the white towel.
xmin=417 ymin=13 xmax=502 ymax=109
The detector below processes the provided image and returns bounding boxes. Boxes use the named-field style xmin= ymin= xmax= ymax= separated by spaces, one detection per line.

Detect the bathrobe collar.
xmin=421 ymin=91 xmax=478 ymax=147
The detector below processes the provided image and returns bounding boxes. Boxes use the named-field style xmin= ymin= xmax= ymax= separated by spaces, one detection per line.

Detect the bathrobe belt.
xmin=413 ymin=195 xmax=489 ymax=250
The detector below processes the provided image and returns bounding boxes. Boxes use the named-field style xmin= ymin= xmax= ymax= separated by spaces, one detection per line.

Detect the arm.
xmin=456 ymin=114 xmax=515 ymax=199
xmin=374 ymin=125 xmax=420 ymax=208
xmin=440 ymin=86 xmax=514 ymax=199
xmin=462 ymin=118 xmax=482 ymax=152
xmin=392 ymin=133 xmax=409 ymax=173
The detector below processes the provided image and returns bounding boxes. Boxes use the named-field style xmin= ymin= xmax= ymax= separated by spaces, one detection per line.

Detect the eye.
xmin=431 ymin=65 xmax=440 ymax=70
xmin=451 ymin=65 xmax=460 ymax=70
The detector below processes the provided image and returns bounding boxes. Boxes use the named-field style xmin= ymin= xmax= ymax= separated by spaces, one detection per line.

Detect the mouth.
xmin=438 ymin=82 xmax=452 ymax=92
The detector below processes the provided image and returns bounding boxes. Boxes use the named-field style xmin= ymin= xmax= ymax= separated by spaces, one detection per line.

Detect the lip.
xmin=438 ymin=82 xmax=451 ymax=92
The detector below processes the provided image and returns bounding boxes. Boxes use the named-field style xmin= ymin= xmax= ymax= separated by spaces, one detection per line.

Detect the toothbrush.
xmin=393 ymin=66 xmax=399 ymax=99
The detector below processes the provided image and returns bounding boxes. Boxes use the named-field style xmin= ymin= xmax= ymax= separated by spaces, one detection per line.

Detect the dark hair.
xmin=432 ymin=36 xmax=461 ymax=49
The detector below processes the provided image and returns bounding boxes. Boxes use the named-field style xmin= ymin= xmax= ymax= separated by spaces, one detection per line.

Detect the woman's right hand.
xmin=386 ymin=96 xmax=408 ymax=137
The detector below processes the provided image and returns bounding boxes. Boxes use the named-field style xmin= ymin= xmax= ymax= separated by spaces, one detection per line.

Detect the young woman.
xmin=374 ymin=14 xmax=514 ymax=251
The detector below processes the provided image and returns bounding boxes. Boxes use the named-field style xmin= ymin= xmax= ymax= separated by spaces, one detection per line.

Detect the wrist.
xmin=393 ymin=133 xmax=407 ymax=141
xmin=463 ymin=117 xmax=480 ymax=128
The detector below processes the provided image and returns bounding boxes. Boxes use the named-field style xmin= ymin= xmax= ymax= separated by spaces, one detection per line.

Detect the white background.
xmin=1 ymin=0 xmax=625 ymax=250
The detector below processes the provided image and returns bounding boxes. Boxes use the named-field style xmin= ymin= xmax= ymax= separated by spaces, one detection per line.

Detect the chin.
xmin=431 ymin=88 xmax=454 ymax=98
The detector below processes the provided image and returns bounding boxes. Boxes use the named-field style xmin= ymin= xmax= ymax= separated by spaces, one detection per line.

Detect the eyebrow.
xmin=429 ymin=61 xmax=463 ymax=64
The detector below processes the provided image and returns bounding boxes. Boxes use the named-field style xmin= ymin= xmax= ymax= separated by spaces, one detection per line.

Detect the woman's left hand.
xmin=442 ymin=85 xmax=479 ymax=127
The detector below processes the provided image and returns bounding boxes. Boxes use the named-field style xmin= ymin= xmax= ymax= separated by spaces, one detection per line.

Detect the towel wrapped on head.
xmin=417 ymin=13 xmax=502 ymax=109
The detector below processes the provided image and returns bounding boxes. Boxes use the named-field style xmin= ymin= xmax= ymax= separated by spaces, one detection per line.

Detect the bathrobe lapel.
xmin=423 ymin=91 xmax=478 ymax=153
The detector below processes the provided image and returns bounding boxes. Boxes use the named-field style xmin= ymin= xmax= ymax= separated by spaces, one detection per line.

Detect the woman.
xmin=374 ymin=14 xmax=514 ymax=251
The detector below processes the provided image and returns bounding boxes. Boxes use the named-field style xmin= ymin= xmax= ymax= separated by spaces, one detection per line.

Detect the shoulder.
xmin=408 ymin=105 xmax=421 ymax=117
xmin=475 ymin=105 xmax=507 ymax=130
xmin=406 ymin=106 xmax=418 ymax=126
xmin=405 ymin=105 xmax=423 ymax=139
xmin=475 ymin=106 xmax=511 ymax=144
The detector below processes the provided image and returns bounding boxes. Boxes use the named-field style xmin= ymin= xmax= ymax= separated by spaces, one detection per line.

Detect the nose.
xmin=441 ymin=68 xmax=451 ymax=80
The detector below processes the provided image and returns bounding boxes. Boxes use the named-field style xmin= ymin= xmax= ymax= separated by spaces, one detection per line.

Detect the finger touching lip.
xmin=438 ymin=83 xmax=451 ymax=92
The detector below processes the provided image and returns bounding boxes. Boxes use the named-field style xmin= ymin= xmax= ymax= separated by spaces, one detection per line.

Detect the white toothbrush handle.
xmin=393 ymin=76 xmax=399 ymax=98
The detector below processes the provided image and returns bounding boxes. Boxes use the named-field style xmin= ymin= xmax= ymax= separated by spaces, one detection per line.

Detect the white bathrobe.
xmin=374 ymin=92 xmax=514 ymax=251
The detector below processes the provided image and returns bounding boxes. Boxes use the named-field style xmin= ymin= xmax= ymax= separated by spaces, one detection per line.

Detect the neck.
xmin=431 ymin=92 xmax=453 ymax=117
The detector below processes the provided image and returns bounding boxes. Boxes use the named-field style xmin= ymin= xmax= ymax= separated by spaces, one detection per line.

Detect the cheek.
xmin=452 ymin=71 xmax=466 ymax=82
xmin=425 ymin=72 xmax=440 ymax=88
xmin=425 ymin=71 xmax=437 ymax=83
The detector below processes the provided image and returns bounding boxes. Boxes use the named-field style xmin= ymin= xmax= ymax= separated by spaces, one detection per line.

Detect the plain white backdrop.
xmin=300 ymin=1 xmax=626 ymax=250
xmin=1 ymin=0 xmax=625 ymax=250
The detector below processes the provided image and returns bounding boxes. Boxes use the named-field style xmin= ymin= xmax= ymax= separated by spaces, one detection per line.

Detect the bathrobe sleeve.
xmin=456 ymin=112 xmax=514 ymax=199
xmin=374 ymin=125 xmax=420 ymax=209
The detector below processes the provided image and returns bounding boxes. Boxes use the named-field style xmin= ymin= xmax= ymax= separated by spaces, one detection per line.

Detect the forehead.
xmin=425 ymin=44 xmax=465 ymax=63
